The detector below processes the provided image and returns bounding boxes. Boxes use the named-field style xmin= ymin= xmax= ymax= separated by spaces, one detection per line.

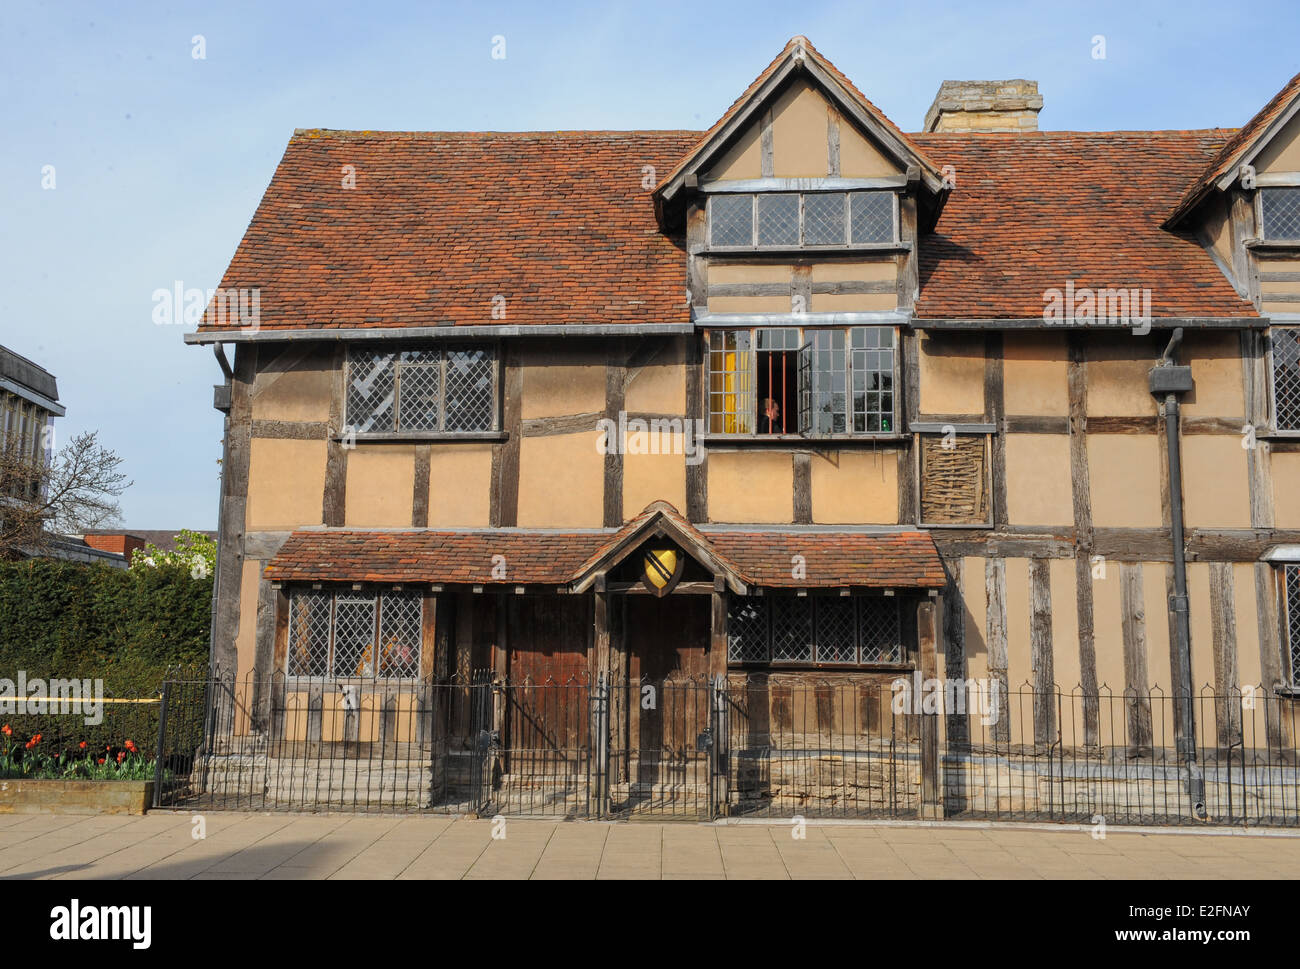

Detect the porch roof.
xmin=263 ymin=515 xmax=947 ymax=591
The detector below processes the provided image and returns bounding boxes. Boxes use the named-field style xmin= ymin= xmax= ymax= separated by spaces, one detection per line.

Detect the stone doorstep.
xmin=0 ymin=779 xmax=155 ymax=816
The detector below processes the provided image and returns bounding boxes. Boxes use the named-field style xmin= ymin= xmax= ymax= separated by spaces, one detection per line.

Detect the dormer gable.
xmin=654 ymin=37 xmax=949 ymax=232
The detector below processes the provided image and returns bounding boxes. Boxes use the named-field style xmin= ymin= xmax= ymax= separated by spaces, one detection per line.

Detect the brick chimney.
xmin=923 ymin=80 xmax=1043 ymax=133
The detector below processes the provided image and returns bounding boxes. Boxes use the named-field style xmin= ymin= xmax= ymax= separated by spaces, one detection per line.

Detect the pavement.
xmin=0 ymin=811 xmax=1297 ymax=879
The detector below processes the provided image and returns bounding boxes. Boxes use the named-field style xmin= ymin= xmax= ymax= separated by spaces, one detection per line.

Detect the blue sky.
xmin=2 ymin=0 xmax=1298 ymax=530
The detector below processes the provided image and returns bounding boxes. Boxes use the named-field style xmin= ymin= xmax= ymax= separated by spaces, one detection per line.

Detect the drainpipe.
xmin=1149 ymin=328 xmax=1204 ymax=816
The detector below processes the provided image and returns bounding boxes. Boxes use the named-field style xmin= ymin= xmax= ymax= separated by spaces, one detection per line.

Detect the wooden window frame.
xmin=1267 ymin=326 xmax=1300 ymax=435
xmin=725 ymin=593 xmax=908 ymax=670
xmin=706 ymin=190 xmax=899 ymax=252
xmin=1257 ymin=186 xmax=1300 ymax=244
xmin=285 ymin=585 xmax=424 ymax=687
xmin=704 ymin=325 xmax=899 ymax=440
xmin=344 ymin=342 xmax=501 ymax=440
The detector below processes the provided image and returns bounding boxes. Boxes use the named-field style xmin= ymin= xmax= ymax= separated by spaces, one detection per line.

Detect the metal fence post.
xmin=712 ymin=675 xmax=730 ymax=818
xmin=152 ymin=681 xmax=171 ymax=808
xmin=590 ymin=672 xmax=610 ymax=817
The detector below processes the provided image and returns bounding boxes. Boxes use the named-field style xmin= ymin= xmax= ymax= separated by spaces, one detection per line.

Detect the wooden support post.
xmin=594 ymin=575 xmax=611 ymax=676
xmin=710 ymin=577 xmax=728 ymax=678
xmin=1030 ymin=560 xmax=1056 ymax=747
xmin=917 ymin=598 xmax=942 ymax=820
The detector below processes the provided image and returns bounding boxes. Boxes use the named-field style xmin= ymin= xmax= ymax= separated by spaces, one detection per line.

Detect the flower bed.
xmin=0 ymin=725 xmax=157 ymax=814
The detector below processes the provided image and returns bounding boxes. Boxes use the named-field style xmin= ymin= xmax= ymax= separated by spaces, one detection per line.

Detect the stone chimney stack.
xmin=923 ymin=80 xmax=1043 ymax=133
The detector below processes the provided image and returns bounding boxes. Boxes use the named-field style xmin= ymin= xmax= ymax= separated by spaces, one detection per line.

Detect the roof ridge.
xmin=293 ymin=127 xmax=704 ymax=139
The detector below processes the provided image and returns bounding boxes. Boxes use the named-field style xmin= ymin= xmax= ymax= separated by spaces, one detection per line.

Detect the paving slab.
xmin=0 ymin=812 xmax=1297 ymax=879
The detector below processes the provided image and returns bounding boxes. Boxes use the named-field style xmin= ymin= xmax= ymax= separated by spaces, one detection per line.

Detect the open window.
xmin=707 ymin=326 xmax=895 ymax=437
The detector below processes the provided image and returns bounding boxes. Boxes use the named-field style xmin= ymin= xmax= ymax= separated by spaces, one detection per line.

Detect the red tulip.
xmin=1 ymin=724 xmax=10 ymax=736
xmin=116 ymin=752 xmax=126 ymax=763
xmin=79 ymin=741 xmax=87 ymax=750
xmin=97 ymin=758 xmax=105 ymax=765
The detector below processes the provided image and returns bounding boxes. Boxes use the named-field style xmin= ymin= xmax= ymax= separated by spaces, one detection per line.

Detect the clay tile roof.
xmin=264 ymin=520 xmax=947 ymax=591
xmin=264 ymin=530 xmax=609 ymax=585
xmin=199 ymin=129 xmax=700 ymax=333
xmin=1166 ymin=70 xmax=1300 ymax=227
xmin=912 ymin=131 xmax=1258 ymax=320
xmin=703 ymin=530 xmax=947 ymax=589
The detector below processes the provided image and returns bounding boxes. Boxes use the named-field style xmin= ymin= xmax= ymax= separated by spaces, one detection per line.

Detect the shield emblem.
xmin=640 ymin=546 xmax=685 ymax=597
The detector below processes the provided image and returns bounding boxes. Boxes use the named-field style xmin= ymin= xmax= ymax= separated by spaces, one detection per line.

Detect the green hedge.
xmin=0 ymin=559 xmax=211 ymax=694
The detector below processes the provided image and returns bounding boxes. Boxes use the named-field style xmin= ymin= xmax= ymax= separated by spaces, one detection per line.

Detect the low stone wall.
xmin=190 ymin=744 xmax=483 ymax=811
xmin=0 ymin=779 xmax=154 ymax=815
xmin=733 ymin=745 xmax=921 ymax=815
xmin=941 ymin=750 xmax=1300 ymax=824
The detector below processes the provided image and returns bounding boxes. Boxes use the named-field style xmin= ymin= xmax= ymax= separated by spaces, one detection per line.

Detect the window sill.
xmin=282 ymin=677 xmax=426 ymax=692
xmin=705 ymin=241 xmax=910 ymax=256
xmin=1246 ymin=238 xmax=1300 ymax=250
xmin=703 ymin=433 xmax=907 ymax=446
xmin=333 ymin=431 xmax=507 ymax=443
xmin=729 ymin=662 xmax=912 ymax=673
xmin=1257 ymin=430 xmax=1300 ymax=441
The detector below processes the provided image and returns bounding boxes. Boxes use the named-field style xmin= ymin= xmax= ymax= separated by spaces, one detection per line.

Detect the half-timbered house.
xmin=179 ymin=38 xmax=1300 ymax=822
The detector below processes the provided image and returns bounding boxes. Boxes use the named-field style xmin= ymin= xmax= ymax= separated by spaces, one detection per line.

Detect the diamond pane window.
xmin=287 ymin=591 xmax=332 ymax=677
xmin=347 ymin=346 xmax=496 ymax=434
xmin=803 ymin=193 xmax=846 ymax=245
xmin=1262 ymin=188 xmax=1300 ymax=241
xmin=727 ymin=597 xmax=769 ymax=663
xmin=1273 ymin=327 xmax=1300 ymax=432
xmin=444 ymin=348 xmax=495 ymax=431
xmin=1287 ymin=565 xmax=1300 ymax=687
xmin=815 ymin=597 xmax=856 ymax=664
xmin=710 ymin=195 xmax=753 ymax=247
xmin=378 ymin=591 xmax=423 ymax=677
xmin=333 ymin=596 xmax=377 ymax=677
xmin=757 ymin=194 xmax=800 ymax=246
xmin=396 ymin=351 xmax=440 ymax=431
xmin=346 ymin=350 xmax=396 ymax=433
xmin=286 ymin=588 xmax=423 ymax=679
xmin=859 ymin=598 xmax=902 ymax=664
xmin=850 ymin=192 xmax=894 ymax=244
xmin=771 ymin=597 xmax=814 ymax=662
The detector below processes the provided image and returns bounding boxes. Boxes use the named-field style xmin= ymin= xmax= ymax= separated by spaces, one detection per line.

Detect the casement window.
xmin=287 ymin=588 xmax=423 ymax=679
xmin=707 ymin=326 xmax=895 ymax=436
xmin=1260 ymin=187 xmax=1300 ymax=242
xmin=1272 ymin=327 xmax=1300 ymax=432
xmin=708 ymin=191 xmax=896 ymax=249
xmin=727 ymin=595 xmax=903 ymax=666
xmin=346 ymin=346 xmax=497 ymax=434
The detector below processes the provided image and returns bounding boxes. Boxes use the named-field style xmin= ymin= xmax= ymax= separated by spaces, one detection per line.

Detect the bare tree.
xmin=0 ymin=430 xmax=131 ymax=560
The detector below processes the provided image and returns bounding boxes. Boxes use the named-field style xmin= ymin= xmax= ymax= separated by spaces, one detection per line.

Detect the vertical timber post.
xmin=918 ymin=598 xmax=942 ymax=820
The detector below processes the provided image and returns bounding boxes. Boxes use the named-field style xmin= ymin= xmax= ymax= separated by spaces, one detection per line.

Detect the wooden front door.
xmin=622 ymin=595 xmax=711 ymax=796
